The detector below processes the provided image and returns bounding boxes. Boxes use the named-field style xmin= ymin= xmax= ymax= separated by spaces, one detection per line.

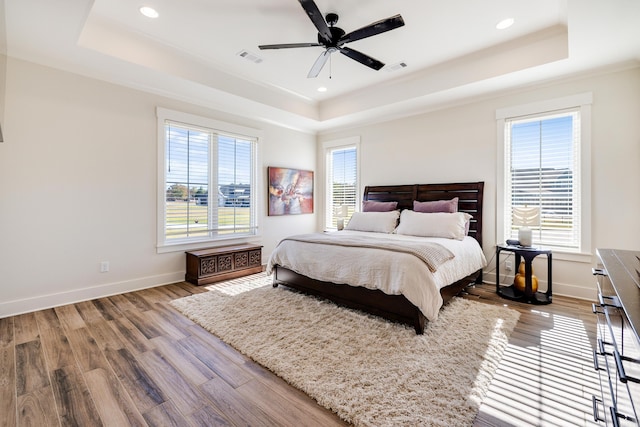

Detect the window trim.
xmin=496 ymin=93 xmax=592 ymax=259
xmin=323 ymin=136 xmax=360 ymax=230
xmin=156 ymin=107 xmax=263 ymax=253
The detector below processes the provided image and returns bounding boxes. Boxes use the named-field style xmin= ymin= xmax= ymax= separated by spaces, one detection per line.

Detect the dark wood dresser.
xmin=185 ymin=243 xmax=262 ymax=285
xmin=593 ymin=249 xmax=640 ymax=426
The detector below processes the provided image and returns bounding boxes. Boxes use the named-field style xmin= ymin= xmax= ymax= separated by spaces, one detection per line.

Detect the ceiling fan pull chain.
xmin=329 ymin=53 xmax=332 ymax=79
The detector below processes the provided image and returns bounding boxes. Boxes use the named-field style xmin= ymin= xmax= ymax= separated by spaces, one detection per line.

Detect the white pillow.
xmin=345 ymin=211 xmax=399 ymax=233
xmin=395 ymin=210 xmax=472 ymax=240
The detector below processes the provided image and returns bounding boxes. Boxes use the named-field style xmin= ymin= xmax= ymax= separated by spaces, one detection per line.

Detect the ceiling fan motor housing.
xmin=325 ymin=13 xmax=339 ymax=26
xmin=320 ymin=26 xmax=345 ymax=46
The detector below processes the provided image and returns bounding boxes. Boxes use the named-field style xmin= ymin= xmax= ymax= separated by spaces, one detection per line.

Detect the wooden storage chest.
xmin=185 ymin=244 xmax=263 ymax=285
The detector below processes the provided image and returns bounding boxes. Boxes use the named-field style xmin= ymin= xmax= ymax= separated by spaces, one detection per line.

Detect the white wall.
xmin=1 ymin=58 xmax=638 ymax=315
xmin=0 ymin=58 xmax=317 ymax=317
xmin=318 ymin=66 xmax=640 ymax=300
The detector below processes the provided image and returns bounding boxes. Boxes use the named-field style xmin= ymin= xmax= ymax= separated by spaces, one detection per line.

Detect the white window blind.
xmin=161 ymin=116 xmax=257 ymax=247
xmin=326 ymin=146 xmax=357 ymax=229
xmin=505 ymin=109 xmax=580 ymax=250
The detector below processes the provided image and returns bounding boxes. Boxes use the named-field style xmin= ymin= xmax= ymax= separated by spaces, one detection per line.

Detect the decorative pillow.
xmin=413 ymin=197 xmax=458 ymax=213
xmin=345 ymin=211 xmax=399 ymax=233
xmin=362 ymin=200 xmax=398 ymax=212
xmin=395 ymin=210 xmax=472 ymax=240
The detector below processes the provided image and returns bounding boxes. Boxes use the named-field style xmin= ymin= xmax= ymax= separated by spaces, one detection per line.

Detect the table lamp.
xmin=334 ymin=205 xmax=348 ymax=230
xmin=512 ymin=206 xmax=539 ymax=247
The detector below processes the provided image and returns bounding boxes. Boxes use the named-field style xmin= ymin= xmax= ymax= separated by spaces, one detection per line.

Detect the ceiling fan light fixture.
xmin=140 ymin=6 xmax=159 ymax=19
xmin=496 ymin=18 xmax=514 ymax=30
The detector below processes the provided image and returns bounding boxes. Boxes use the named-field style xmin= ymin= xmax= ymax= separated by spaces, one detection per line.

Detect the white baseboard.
xmin=481 ymin=272 xmax=596 ymax=302
xmin=550 ymin=282 xmax=597 ymax=301
xmin=0 ymin=271 xmax=185 ymax=318
xmin=2 ymin=270 xmax=597 ymax=319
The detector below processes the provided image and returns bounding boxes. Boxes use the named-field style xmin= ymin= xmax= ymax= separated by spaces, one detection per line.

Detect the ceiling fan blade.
xmin=298 ymin=0 xmax=332 ymax=43
xmin=338 ymin=46 xmax=384 ymax=71
xmin=307 ymin=49 xmax=332 ymax=78
xmin=259 ymin=42 xmax=322 ymax=50
xmin=339 ymin=14 xmax=405 ymax=45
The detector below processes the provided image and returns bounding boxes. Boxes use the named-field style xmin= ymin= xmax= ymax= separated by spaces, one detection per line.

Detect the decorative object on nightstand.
xmin=512 ymin=206 xmax=539 ymax=247
xmin=513 ymin=261 xmax=538 ymax=293
xmin=496 ymin=244 xmax=552 ymax=304
xmin=335 ymin=205 xmax=348 ymax=230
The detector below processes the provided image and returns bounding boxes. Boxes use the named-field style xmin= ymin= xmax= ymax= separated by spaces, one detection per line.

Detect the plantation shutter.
xmin=164 ymin=121 xmax=256 ymax=242
xmin=165 ymin=123 xmax=210 ymax=240
xmin=504 ymin=109 xmax=580 ymax=250
xmin=217 ymin=135 xmax=256 ymax=234
xmin=326 ymin=146 xmax=357 ymax=229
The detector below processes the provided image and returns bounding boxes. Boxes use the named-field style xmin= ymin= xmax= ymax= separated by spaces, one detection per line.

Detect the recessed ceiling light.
xmin=317 ymin=87 xmax=327 ymax=92
xmin=140 ymin=6 xmax=159 ymax=19
xmin=496 ymin=18 xmax=514 ymax=30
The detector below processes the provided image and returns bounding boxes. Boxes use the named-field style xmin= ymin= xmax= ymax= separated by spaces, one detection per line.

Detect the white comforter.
xmin=266 ymin=230 xmax=487 ymax=321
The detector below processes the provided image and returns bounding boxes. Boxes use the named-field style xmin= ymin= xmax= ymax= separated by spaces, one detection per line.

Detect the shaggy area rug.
xmin=170 ymin=274 xmax=520 ymax=427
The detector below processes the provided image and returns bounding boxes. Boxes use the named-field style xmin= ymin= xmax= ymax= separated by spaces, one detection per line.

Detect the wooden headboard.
xmin=362 ymin=182 xmax=484 ymax=248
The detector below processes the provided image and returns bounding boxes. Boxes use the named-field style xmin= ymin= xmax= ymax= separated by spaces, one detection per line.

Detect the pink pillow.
xmin=362 ymin=200 xmax=398 ymax=212
xmin=413 ymin=197 xmax=458 ymax=213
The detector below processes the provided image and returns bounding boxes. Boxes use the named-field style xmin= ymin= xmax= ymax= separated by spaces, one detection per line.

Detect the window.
xmin=324 ymin=137 xmax=359 ymax=230
xmin=157 ymin=108 xmax=259 ymax=251
xmin=497 ymin=93 xmax=592 ymax=254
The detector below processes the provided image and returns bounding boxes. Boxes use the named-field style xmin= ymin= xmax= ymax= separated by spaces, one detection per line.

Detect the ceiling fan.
xmin=258 ymin=0 xmax=405 ymax=78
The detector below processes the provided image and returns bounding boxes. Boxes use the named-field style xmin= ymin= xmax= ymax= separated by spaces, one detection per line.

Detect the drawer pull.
xmin=592 ymin=303 xmax=604 ymax=315
xmin=592 ymin=395 xmax=604 ymax=422
xmin=610 ymin=406 xmax=621 ymax=427
xmin=614 ymin=349 xmax=640 ymax=384
xmin=593 ymin=349 xmax=602 ymax=371
xmin=597 ymin=338 xmax=612 ymax=356
xmin=592 ymin=267 xmax=607 ymax=276
xmin=615 ymin=349 xmax=628 ymax=383
xmin=598 ymin=293 xmax=621 ymax=308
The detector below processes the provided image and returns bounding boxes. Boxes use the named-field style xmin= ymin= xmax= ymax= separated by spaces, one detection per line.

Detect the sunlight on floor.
xmin=205 ymin=272 xmax=272 ymax=296
xmin=477 ymin=307 xmax=600 ymax=426
xmin=204 ymin=275 xmax=601 ymax=425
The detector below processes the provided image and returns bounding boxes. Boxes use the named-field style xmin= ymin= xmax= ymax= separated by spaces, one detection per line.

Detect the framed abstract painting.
xmin=268 ymin=167 xmax=314 ymax=215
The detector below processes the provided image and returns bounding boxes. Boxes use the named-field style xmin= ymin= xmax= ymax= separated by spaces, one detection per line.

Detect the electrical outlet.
xmin=505 ymin=260 xmax=513 ymax=271
xmin=100 ymin=261 xmax=110 ymax=273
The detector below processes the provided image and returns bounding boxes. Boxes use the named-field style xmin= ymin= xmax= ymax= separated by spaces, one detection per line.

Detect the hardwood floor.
xmin=465 ymin=284 xmax=600 ymax=427
xmin=0 ymin=278 xmax=599 ymax=426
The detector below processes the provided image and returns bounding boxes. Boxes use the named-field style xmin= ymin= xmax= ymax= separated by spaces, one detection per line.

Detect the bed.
xmin=267 ymin=182 xmax=486 ymax=334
